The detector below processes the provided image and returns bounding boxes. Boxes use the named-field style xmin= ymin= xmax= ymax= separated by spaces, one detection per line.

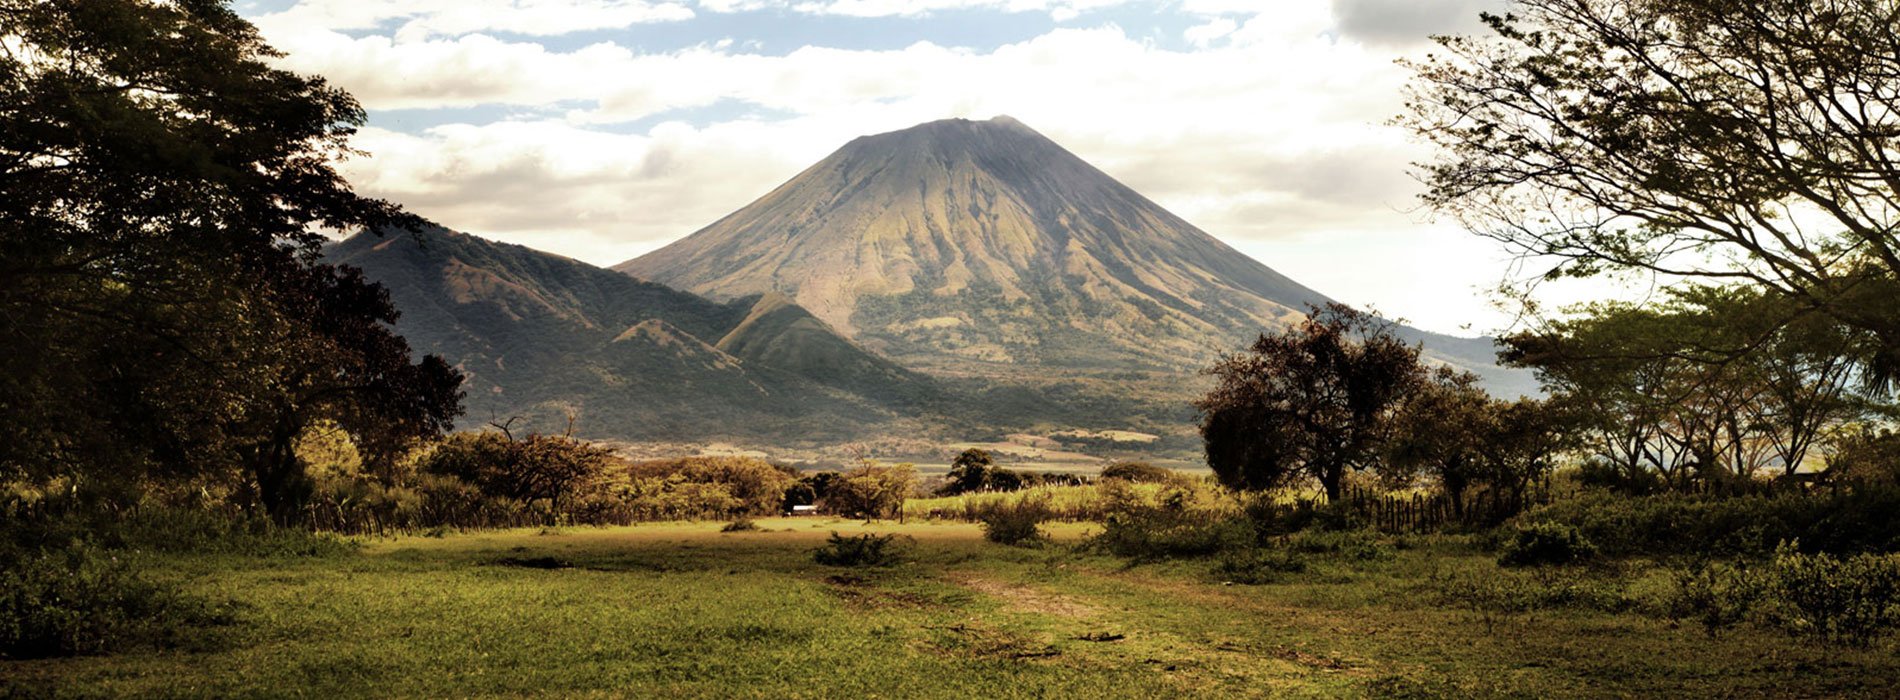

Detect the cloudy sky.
xmin=236 ymin=0 xmax=1538 ymax=336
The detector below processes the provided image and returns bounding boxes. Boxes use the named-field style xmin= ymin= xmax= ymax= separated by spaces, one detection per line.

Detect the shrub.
xmin=1656 ymin=546 xmax=1900 ymax=646
xmin=1516 ymin=490 xmax=1900 ymax=557
xmin=1091 ymin=509 xmax=1254 ymax=560
xmin=720 ymin=518 xmax=759 ymax=533
xmin=1661 ymin=559 xmax=1769 ymax=637
xmin=1100 ymin=462 xmax=1176 ymax=484
xmin=1087 ymin=478 xmax=1254 ymax=559
xmin=420 ymin=431 xmax=613 ymax=507
xmin=813 ymin=532 xmax=908 ymax=567
xmin=975 ymin=497 xmax=1051 ymax=547
xmin=0 ymin=546 xmax=230 ymax=659
xmin=1216 ymin=548 xmax=1308 ymax=585
xmin=1497 ymin=522 xmax=1598 ymax=567
xmin=1767 ymin=545 xmax=1900 ymax=647
xmin=826 ymin=463 xmax=918 ymax=520
xmin=624 ymin=457 xmax=796 ymax=517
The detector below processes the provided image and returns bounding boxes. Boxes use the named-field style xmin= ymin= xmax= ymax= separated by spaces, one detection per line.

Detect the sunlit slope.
xmin=619 ymin=116 xmax=1532 ymax=395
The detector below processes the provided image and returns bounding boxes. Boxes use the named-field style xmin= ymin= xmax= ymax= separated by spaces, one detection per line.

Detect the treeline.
xmin=286 ymin=426 xmax=938 ymax=533
xmin=930 ymin=448 xmax=1108 ymax=496
xmin=1505 ymin=286 xmax=1898 ymax=493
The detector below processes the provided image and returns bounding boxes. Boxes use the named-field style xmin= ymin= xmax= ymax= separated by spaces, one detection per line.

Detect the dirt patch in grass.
xmin=921 ymin=622 xmax=1062 ymax=661
xmin=821 ymin=574 xmax=947 ymax=611
xmin=951 ymin=572 xmax=1100 ymax=619
xmin=1213 ymin=639 xmax=1353 ymax=671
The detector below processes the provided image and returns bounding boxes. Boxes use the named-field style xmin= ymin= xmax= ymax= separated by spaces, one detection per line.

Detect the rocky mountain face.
xmin=618 ymin=116 xmax=1531 ymax=394
xmin=327 ymin=227 xmax=940 ymax=441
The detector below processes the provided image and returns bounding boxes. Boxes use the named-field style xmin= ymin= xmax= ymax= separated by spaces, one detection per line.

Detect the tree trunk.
xmin=1320 ymin=465 xmax=1344 ymax=502
xmin=248 ymin=422 xmax=311 ymax=525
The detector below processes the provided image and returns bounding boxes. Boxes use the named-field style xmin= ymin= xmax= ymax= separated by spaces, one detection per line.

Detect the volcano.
xmin=618 ymin=116 xmax=1527 ymax=393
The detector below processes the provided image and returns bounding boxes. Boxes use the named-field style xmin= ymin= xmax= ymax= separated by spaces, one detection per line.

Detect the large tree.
xmin=1384 ymin=368 xmax=1494 ymax=516
xmin=1402 ymin=0 xmax=1900 ymax=382
xmin=1198 ymin=304 xmax=1426 ymax=501
xmin=1503 ymin=286 xmax=1870 ymax=483
xmin=0 ymin=0 xmax=461 ymax=516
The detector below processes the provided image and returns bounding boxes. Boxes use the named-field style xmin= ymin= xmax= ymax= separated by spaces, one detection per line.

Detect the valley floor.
xmin=5 ymin=521 xmax=1895 ymax=698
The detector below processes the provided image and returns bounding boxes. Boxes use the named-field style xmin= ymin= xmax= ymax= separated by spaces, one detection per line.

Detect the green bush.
xmin=1517 ymin=489 xmax=1900 ymax=557
xmin=1216 ymin=548 xmax=1308 ymax=585
xmin=720 ymin=518 xmax=759 ymax=533
xmin=1654 ymin=546 xmax=1900 ymax=646
xmin=825 ymin=464 xmax=918 ymax=521
xmin=1661 ymin=559 xmax=1768 ymax=637
xmin=975 ymin=497 xmax=1051 ymax=547
xmin=420 ymin=431 xmax=614 ymax=506
xmin=2 ymin=501 xmax=355 ymax=560
xmin=1100 ymin=462 xmax=1176 ymax=484
xmin=0 ymin=546 xmax=230 ymax=659
xmin=1767 ymin=545 xmax=1900 ymax=647
xmin=1090 ymin=508 xmax=1253 ymax=560
xmin=813 ymin=532 xmax=908 ymax=567
xmin=1497 ymin=522 xmax=1597 ymax=567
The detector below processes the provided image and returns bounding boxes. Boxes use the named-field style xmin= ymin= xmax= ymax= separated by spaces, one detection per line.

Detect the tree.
xmin=0 ymin=0 xmax=462 ymax=514
xmin=940 ymin=448 xmax=996 ymax=496
xmin=1504 ymin=286 xmax=1872 ymax=486
xmin=1198 ymin=304 xmax=1427 ymax=500
xmin=828 ymin=462 xmax=918 ymax=521
xmin=1480 ymin=397 xmax=1573 ymax=510
xmin=235 ymin=262 xmax=464 ymax=520
xmin=1384 ymin=368 xmax=1494 ymax=516
xmin=421 ymin=427 xmax=614 ymax=509
xmin=1402 ymin=0 xmax=1900 ymax=383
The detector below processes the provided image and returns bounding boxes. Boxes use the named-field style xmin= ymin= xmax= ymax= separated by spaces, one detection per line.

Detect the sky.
xmin=234 ymin=0 xmax=1549 ymax=337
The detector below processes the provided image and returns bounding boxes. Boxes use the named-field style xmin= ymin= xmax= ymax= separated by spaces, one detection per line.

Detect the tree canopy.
xmin=1197 ymin=304 xmax=1426 ymax=500
xmin=0 ymin=0 xmax=462 ymax=520
xmin=1402 ymin=0 xmax=1900 ymax=382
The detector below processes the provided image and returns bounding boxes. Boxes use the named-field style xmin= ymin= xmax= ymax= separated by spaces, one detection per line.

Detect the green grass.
xmin=5 ymin=521 xmax=1897 ymax=698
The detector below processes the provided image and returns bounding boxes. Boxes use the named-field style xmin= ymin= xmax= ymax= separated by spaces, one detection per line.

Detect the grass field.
xmin=5 ymin=520 xmax=1896 ymax=698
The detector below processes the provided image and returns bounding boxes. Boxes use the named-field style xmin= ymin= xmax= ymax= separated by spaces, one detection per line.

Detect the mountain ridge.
xmin=327 ymin=226 xmax=943 ymax=441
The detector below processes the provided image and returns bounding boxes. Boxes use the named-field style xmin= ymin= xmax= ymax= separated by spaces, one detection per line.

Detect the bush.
xmin=1100 ymin=462 xmax=1176 ymax=484
xmin=0 ymin=546 xmax=230 ymax=659
xmin=1516 ymin=489 xmax=1900 ymax=557
xmin=1767 ymin=545 xmax=1900 ymax=647
xmin=2 ymin=500 xmax=355 ymax=560
xmin=813 ymin=532 xmax=908 ymax=567
xmin=720 ymin=518 xmax=759 ymax=533
xmin=1087 ymin=478 xmax=1255 ymax=559
xmin=1092 ymin=511 xmax=1254 ymax=560
xmin=1497 ymin=522 xmax=1597 ymax=567
xmin=1216 ymin=548 xmax=1308 ymax=585
xmin=419 ymin=431 xmax=613 ymax=507
xmin=1656 ymin=546 xmax=1900 ymax=646
xmin=624 ymin=457 xmax=796 ymax=517
xmin=975 ymin=497 xmax=1051 ymax=547
xmin=1661 ymin=559 xmax=1769 ymax=637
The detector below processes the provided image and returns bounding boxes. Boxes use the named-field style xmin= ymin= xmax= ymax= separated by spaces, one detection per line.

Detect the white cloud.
xmin=256 ymin=0 xmax=693 ymax=39
xmin=1182 ymin=17 xmax=1237 ymax=47
xmin=718 ymin=0 xmax=1137 ymax=19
